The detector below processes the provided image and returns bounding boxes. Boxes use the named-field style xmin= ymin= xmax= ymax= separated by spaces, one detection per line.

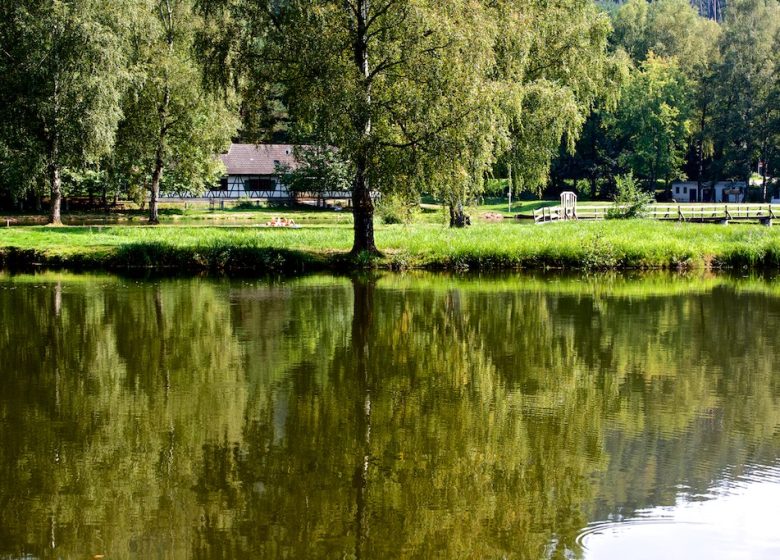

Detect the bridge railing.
xmin=533 ymin=205 xmax=565 ymax=223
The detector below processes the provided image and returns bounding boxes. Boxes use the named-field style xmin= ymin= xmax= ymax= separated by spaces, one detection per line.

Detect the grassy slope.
xmin=2 ymin=219 xmax=780 ymax=272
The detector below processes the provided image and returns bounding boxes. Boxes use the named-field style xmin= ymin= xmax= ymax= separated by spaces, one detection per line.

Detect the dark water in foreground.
xmin=1 ymin=272 xmax=779 ymax=560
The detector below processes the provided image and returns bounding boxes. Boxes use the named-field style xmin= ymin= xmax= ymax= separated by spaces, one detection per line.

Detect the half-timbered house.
xmin=160 ymin=143 xmax=354 ymax=203
xmin=210 ymin=143 xmax=297 ymax=199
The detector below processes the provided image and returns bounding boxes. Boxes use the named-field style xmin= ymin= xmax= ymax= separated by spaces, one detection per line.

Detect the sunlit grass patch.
xmin=3 ymin=219 xmax=780 ymax=272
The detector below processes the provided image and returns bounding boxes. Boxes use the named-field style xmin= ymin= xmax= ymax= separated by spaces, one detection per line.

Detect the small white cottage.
xmin=671 ymin=181 xmax=746 ymax=203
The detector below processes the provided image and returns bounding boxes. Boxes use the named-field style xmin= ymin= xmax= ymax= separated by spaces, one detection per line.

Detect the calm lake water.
xmin=1 ymin=271 xmax=779 ymax=559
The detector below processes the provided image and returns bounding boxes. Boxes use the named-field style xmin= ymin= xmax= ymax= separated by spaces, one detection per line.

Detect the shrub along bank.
xmin=2 ymin=220 xmax=780 ymax=273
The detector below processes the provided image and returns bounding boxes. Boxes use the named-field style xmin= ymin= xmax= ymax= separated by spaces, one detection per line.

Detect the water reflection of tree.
xmin=393 ymin=279 xmax=780 ymax=524
xmin=217 ymin=276 xmax=780 ymax=558
xmin=0 ymin=277 xmax=246 ymax=559
xmin=1 ymin=274 xmax=780 ymax=559
xmin=214 ymin=278 xmax=597 ymax=558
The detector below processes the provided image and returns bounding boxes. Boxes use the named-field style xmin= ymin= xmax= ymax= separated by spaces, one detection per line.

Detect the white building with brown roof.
xmin=211 ymin=143 xmax=298 ymax=199
xmin=160 ymin=143 xmax=353 ymax=202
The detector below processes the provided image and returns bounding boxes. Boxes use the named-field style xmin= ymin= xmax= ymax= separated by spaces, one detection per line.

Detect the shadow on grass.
xmin=32 ymin=226 xmax=115 ymax=235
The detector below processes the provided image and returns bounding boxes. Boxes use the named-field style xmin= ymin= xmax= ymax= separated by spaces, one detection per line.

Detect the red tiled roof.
xmin=219 ymin=144 xmax=298 ymax=176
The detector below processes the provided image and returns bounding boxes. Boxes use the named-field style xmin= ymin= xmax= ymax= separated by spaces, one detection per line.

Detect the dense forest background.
xmin=0 ymin=0 xmax=779 ymax=224
xmin=550 ymin=0 xmax=780 ymax=203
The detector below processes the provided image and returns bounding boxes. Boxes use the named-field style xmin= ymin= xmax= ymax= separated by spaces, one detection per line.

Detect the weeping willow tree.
xmin=495 ymin=1 xmax=628 ymax=200
xmin=197 ymin=0 xmax=624 ymax=248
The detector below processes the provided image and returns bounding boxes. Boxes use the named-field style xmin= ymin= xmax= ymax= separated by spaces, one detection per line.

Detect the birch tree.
xmin=115 ymin=0 xmax=239 ymax=223
xmin=0 ymin=0 xmax=129 ymax=224
xmin=198 ymin=0 xmax=621 ymax=250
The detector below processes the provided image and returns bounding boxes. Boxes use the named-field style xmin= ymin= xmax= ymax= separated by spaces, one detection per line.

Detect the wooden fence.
xmin=534 ymin=203 xmax=777 ymax=224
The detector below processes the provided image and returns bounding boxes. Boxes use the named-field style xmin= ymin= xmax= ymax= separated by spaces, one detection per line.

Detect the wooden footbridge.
xmin=534 ymin=192 xmax=776 ymax=226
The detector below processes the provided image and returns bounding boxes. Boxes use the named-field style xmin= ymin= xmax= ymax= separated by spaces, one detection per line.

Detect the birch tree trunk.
xmin=350 ymin=0 xmax=378 ymax=255
xmin=48 ymin=75 xmax=62 ymax=225
xmin=149 ymin=0 xmax=174 ymax=225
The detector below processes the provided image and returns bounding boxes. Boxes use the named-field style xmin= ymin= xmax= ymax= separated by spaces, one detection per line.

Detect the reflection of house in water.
xmin=671 ymin=181 xmax=746 ymax=203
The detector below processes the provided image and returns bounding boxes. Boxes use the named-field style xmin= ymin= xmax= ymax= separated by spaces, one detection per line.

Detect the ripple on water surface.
xmin=578 ymin=464 xmax=780 ymax=560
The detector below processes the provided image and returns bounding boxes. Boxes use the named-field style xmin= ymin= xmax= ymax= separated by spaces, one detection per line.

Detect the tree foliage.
xmin=113 ymin=0 xmax=239 ymax=223
xmin=275 ymin=145 xmax=352 ymax=195
xmin=552 ymin=0 xmax=780 ymax=199
xmin=0 ymin=0 xmax=779 ymax=224
xmin=613 ymin=0 xmax=721 ymax=75
xmin=710 ymin=0 xmax=780 ymax=193
xmin=0 ymin=0 xmax=131 ymax=222
xmin=197 ymin=0 xmax=622 ymax=246
xmin=608 ymin=54 xmax=693 ymax=187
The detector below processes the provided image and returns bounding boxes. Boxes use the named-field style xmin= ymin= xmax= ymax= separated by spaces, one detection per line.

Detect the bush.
xmin=376 ymin=194 xmax=419 ymax=224
xmin=607 ymin=173 xmax=654 ymax=219
xmin=234 ymin=200 xmax=261 ymax=210
xmin=159 ymin=207 xmax=186 ymax=216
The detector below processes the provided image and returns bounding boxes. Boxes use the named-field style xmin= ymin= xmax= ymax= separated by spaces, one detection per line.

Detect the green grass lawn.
xmin=3 ymin=205 xmax=358 ymax=226
xmin=0 ymin=197 xmax=634 ymax=228
xmin=2 ymin=219 xmax=780 ymax=272
xmin=469 ymin=198 xmax=556 ymax=216
xmin=162 ymin=198 xmax=552 ymax=222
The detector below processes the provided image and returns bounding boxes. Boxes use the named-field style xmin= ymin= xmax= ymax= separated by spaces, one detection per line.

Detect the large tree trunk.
xmin=149 ymin=77 xmax=169 ymax=225
xmin=351 ymin=155 xmax=377 ymax=255
xmin=150 ymin=4 xmax=173 ymax=226
xmin=349 ymin=0 xmax=379 ymax=256
xmin=449 ymin=201 xmax=469 ymax=228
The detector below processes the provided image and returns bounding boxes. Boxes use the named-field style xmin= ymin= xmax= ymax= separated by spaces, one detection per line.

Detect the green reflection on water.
xmin=1 ymin=271 xmax=779 ymax=559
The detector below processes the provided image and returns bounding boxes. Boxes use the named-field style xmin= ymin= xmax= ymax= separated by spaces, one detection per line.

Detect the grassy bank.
xmin=2 ymin=220 xmax=780 ymax=273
